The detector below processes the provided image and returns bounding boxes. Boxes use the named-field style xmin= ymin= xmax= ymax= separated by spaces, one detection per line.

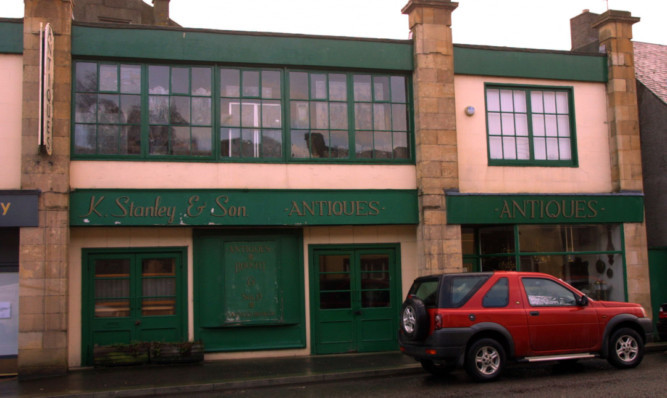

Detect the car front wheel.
xmin=607 ymin=327 xmax=644 ymax=368
xmin=465 ymin=338 xmax=505 ymax=382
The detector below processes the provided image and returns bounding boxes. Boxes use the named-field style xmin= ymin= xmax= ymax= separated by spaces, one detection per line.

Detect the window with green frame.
xmin=485 ymin=84 xmax=577 ymax=166
xmin=72 ymin=61 xmax=412 ymax=163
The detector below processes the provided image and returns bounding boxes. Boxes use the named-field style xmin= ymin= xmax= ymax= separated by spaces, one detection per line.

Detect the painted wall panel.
xmin=0 ymin=54 xmax=23 ymax=189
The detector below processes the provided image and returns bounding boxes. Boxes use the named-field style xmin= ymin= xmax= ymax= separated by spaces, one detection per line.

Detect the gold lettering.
xmin=368 ymin=201 xmax=380 ymax=215
xmin=545 ymin=200 xmax=561 ymax=218
xmin=575 ymin=200 xmax=586 ymax=218
xmin=511 ymin=200 xmax=527 ymax=218
xmin=187 ymin=195 xmax=205 ymax=217
xmin=587 ymin=200 xmax=598 ymax=218
xmin=287 ymin=201 xmax=304 ymax=216
xmin=83 ymin=195 xmax=105 ymax=218
xmin=0 ymin=202 xmax=11 ymax=216
xmin=562 ymin=200 xmax=575 ymax=218
xmin=112 ymin=196 xmax=129 ymax=217
xmin=499 ymin=201 xmax=512 ymax=219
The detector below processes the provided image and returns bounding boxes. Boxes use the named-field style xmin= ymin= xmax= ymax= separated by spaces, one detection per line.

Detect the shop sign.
xmin=38 ymin=23 xmax=54 ymax=156
xmin=446 ymin=193 xmax=644 ymax=224
xmin=70 ymin=189 xmax=418 ymax=226
xmin=0 ymin=191 xmax=39 ymax=227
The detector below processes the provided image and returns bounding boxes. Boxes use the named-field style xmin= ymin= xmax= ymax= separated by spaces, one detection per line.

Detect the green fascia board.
xmin=446 ymin=192 xmax=644 ymax=224
xmin=453 ymin=45 xmax=607 ymax=83
xmin=71 ymin=24 xmax=413 ymax=71
xmin=70 ymin=189 xmax=419 ymax=226
xmin=0 ymin=19 xmax=23 ymax=54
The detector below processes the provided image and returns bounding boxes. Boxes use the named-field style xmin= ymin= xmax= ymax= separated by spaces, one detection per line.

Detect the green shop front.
xmin=447 ymin=192 xmax=644 ymax=302
xmin=71 ymin=189 xmax=417 ymax=364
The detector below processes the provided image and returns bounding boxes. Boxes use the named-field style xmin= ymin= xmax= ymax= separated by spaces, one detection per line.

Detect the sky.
xmin=2 ymin=0 xmax=665 ymax=50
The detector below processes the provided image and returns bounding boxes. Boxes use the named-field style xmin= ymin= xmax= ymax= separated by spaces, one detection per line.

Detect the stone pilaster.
xmin=593 ymin=11 xmax=650 ymax=313
xmin=402 ymin=0 xmax=461 ymax=275
xmin=19 ymin=0 xmax=72 ymax=378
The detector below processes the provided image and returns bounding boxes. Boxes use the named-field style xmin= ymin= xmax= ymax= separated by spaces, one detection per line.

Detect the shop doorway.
xmin=81 ymin=248 xmax=187 ymax=365
xmin=310 ymin=245 xmax=401 ymax=354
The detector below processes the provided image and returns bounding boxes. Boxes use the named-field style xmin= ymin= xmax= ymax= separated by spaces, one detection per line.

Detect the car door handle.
xmin=530 ymin=311 xmax=539 ymax=316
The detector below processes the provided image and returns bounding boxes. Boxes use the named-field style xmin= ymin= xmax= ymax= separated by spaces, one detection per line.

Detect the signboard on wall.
xmin=70 ymin=189 xmax=418 ymax=226
xmin=38 ymin=23 xmax=54 ymax=155
xmin=0 ymin=191 xmax=39 ymax=227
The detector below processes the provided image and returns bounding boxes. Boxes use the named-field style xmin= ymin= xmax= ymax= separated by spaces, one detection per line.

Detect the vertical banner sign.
xmin=38 ymin=23 xmax=54 ymax=155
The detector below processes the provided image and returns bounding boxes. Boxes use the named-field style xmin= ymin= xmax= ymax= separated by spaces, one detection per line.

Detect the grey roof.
xmin=634 ymin=41 xmax=667 ymax=104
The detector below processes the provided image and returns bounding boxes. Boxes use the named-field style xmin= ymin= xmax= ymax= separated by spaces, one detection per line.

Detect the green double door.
xmin=82 ymin=249 xmax=186 ymax=365
xmin=310 ymin=246 xmax=400 ymax=354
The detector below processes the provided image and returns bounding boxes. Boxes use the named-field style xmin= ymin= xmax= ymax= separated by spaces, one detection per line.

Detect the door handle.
xmin=529 ymin=311 xmax=539 ymax=316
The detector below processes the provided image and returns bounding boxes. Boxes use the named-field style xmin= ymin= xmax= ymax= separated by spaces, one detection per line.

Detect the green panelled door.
xmin=82 ymin=249 xmax=186 ymax=365
xmin=311 ymin=246 xmax=400 ymax=354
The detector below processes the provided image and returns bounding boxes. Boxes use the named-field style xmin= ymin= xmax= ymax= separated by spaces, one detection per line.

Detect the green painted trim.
xmin=70 ymin=189 xmax=419 ymax=226
xmin=446 ymin=193 xmax=644 ymax=224
xmin=454 ymin=45 xmax=607 ymax=82
xmin=0 ymin=20 xmax=23 ymax=54
xmin=72 ymin=25 xmax=413 ymax=71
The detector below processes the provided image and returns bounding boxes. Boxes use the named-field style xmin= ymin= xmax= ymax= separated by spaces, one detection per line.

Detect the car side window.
xmin=483 ymin=278 xmax=509 ymax=308
xmin=522 ymin=278 xmax=576 ymax=307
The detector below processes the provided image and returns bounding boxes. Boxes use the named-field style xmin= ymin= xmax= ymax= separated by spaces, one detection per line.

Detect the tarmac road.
xmin=193 ymin=351 xmax=667 ymax=398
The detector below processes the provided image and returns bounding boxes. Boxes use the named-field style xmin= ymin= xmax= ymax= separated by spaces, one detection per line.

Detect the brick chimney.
xmin=570 ymin=9 xmax=601 ymax=52
xmin=153 ymin=0 xmax=170 ymax=26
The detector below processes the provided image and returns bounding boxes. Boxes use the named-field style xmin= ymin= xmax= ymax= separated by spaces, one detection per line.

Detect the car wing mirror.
xmin=577 ymin=295 xmax=589 ymax=306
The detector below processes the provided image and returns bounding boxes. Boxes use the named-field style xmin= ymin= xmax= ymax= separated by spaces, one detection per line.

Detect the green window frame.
xmin=485 ymin=84 xmax=578 ymax=167
xmin=72 ymin=61 xmax=413 ymax=164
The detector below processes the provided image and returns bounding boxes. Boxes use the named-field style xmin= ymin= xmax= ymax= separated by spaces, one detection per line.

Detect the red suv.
xmin=399 ymin=271 xmax=652 ymax=382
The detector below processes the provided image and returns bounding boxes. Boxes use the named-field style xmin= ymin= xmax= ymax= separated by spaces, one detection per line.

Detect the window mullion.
xmin=346 ymin=73 xmax=356 ymax=160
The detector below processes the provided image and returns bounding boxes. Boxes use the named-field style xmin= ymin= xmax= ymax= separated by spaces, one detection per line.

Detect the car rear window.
xmin=409 ymin=279 xmax=439 ymax=307
xmin=440 ymin=275 xmax=490 ymax=308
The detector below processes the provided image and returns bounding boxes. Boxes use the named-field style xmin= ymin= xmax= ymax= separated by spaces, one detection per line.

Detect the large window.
xmin=72 ymin=61 xmax=412 ymax=163
xmin=463 ymin=224 xmax=625 ymax=301
xmin=485 ymin=85 xmax=576 ymax=166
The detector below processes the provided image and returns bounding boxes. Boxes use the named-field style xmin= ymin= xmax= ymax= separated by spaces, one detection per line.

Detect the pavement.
xmin=1 ymin=342 xmax=665 ymax=398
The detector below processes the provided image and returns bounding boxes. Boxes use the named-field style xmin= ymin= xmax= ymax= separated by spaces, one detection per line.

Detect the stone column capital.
xmin=402 ymin=0 xmax=458 ymax=27
xmin=592 ymin=10 xmax=640 ymax=30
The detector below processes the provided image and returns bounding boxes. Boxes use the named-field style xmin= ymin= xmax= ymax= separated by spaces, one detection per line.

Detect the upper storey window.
xmin=485 ymin=85 xmax=577 ymax=167
xmin=72 ymin=61 xmax=412 ymax=164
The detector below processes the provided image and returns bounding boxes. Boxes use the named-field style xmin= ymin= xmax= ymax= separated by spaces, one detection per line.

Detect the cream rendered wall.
xmin=68 ymin=227 xmax=193 ymax=368
xmin=455 ymin=75 xmax=612 ymax=193
xmin=0 ymin=54 xmax=23 ymax=189
xmin=70 ymin=162 xmax=417 ymax=190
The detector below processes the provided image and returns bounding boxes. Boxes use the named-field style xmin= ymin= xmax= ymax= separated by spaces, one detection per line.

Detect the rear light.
xmin=434 ymin=313 xmax=443 ymax=330
xmin=660 ymin=306 xmax=667 ymax=319
xmin=426 ymin=349 xmax=437 ymax=355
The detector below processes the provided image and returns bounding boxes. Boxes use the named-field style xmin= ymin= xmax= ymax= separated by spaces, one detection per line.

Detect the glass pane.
xmin=98 ymin=125 xmax=119 ymax=154
xmin=329 ymin=102 xmax=348 ymax=130
xmin=143 ymin=279 xmax=175 ymax=297
xmin=355 ymin=103 xmax=372 ymax=130
xmin=374 ymin=131 xmax=392 ymax=159
xmin=191 ymin=67 xmax=211 ymax=96
xmin=501 ymin=113 xmax=515 ymax=135
xmin=148 ymin=65 xmax=169 ymax=94
xmin=355 ymin=131 xmax=373 ymax=158
xmin=120 ymin=95 xmax=141 ymax=124
xmin=262 ymin=100 xmax=281 ymax=128
xmin=98 ymin=94 xmax=120 ymax=123
xmin=486 ymin=89 xmax=500 ymax=112
xmin=320 ymin=291 xmax=351 ymax=309
xmin=261 ymin=70 xmax=280 ymax=99
xmin=142 ymin=258 xmax=174 ymax=276
xmin=261 ymin=129 xmax=282 ymax=158
xmin=172 ymin=126 xmax=190 ymax=155
xmin=120 ymin=65 xmax=141 ymax=94
xmin=353 ymin=75 xmax=372 ymax=101
xmin=373 ymin=103 xmax=391 ymax=130
xmin=242 ymin=70 xmax=260 ymax=97
xmin=220 ymin=128 xmax=241 ymax=157
xmin=149 ymin=95 xmax=169 ymax=124
xmin=391 ymin=76 xmax=406 ymax=103
xmin=192 ymin=127 xmax=212 ymax=156
xmin=75 ymin=93 xmax=97 ymax=123
xmin=392 ymin=104 xmax=407 ymax=131
xmin=171 ymin=67 xmax=189 ymax=94
xmin=545 ymin=115 xmax=558 ymax=136
xmin=329 ymin=74 xmax=347 ymax=101
xmin=487 ymin=113 xmax=501 ymax=135
xmin=76 ymin=62 xmax=98 ymax=92
xmin=393 ymin=131 xmax=409 ymax=159
xmin=170 ymin=96 xmax=191 ymax=125
xmin=489 ymin=136 xmax=503 ymax=159
xmin=241 ymin=100 xmax=261 ymax=128
xmin=515 ymin=114 xmax=528 ymax=135
xmin=557 ymin=115 xmax=570 ymax=137
xmin=149 ymin=125 xmax=169 ymax=155
xmin=480 ymin=226 xmax=514 ymax=255
xmin=220 ymin=69 xmax=240 ymax=97
xmin=556 ymin=92 xmax=569 ymax=113
xmin=192 ymin=97 xmax=212 ymax=125
xmin=534 ymin=137 xmax=546 ymax=159
xmin=121 ymin=125 xmax=141 ymax=155
xmin=516 ymin=137 xmax=530 ymax=159
xmin=373 ymin=76 xmax=390 ymax=101
xmin=319 ymin=255 xmax=349 ymax=273
xmin=241 ymin=129 xmax=260 ymax=157
xmin=95 ymin=299 xmax=130 ymax=318
xmin=220 ymin=99 xmax=241 ymax=126
xmin=310 ymin=102 xmax=328 ymax=129
xmin=546 ymin=137 xmax=559 ymax=160
xmin=532 ymin=115 xmax=545 ymax=136
xmin=361 ymin=290 xmax=389 ymax=307
xmin=330 ymin=131 xmax=349 ymax=158
xmin=502 ymin=137 xmax=516 ymax=159
xmin=95 ymin=258 xmax=130 ymax=277
xmin=531 ymin=91 xmax=544 ymax=113
xmin=310 ymin=74 xmax=327 ymax=99
xmin=305 ymin=131 xmax=325 ymax=158
xmin=543 ymin=91 xmax=557 ymax=113
xmin=99 ymin=64 xmax=118 ymax=92
xmin=290 ymin=130 xmax=309 ymax=158
xmin=74 ymin=124 xmax=96 ymax=154
xmin=290 ymin=101 xmax=309 ymax=129
xmin=483 ymin=278 xmax=509 ymax=308
xmin=500 ymin=90 xmax=514 ymax=112
xmin=481 ymin=256 xmax=516 ymax=271
xmin=513 ymin=91 xmax=526 ymax=112
xmin=289 ymin=72 xmax=308 ymax=100
xmin=142 ymin=298 xmax=175 ymax=316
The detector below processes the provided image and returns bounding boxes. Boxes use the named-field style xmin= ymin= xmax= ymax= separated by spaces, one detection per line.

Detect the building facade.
xmin=0 ymin=0 xmax=654 ymax=377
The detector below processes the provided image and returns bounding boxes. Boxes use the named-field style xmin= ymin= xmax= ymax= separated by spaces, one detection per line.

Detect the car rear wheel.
xmin=420 ymin=360 xmax=454 ymax=377
xmin=465 ymin=338 xmax=505 ymax=382
xmin=400 ymin=297 xmax=428 ymax=341
xmin=607 ymin=328 xmax=644 ymax=368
